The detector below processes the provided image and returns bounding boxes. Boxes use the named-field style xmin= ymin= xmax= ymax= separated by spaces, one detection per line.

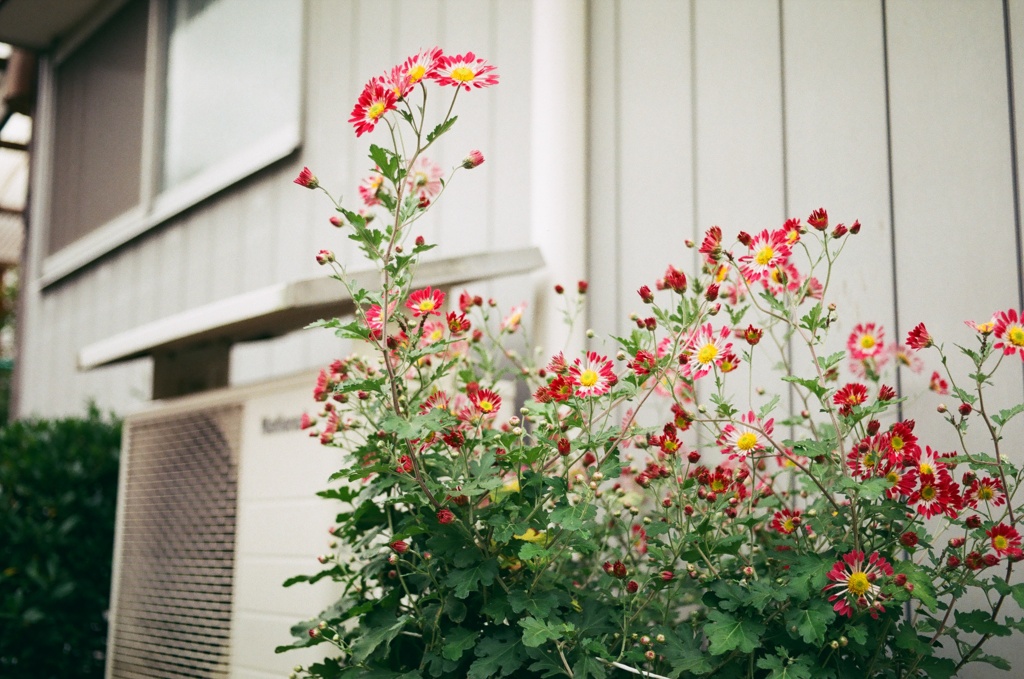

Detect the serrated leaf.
xmin=781 ymin=375 xmax=826 ymax=399
xmin=756 ymin=651 xmax=814 ymax=679
xmin=550 ymin=502 xmax=597 ymax=532
xmin=444 ymin=559 xmax=499 ymax=598
xmin=572 ymin=654 xmax=609 ymax=679
xmin=519 ymin=616 xmax=562 ymax=647
xmin=893 ymin=560 xmax=938 ymax=611
xmin=350 ymin=614 xmax=412 ymax=663
xmin=759 ymin=394 xmax=781 ymax=419
xmin=442 ymin=627 xmax=480 ymax=661
xmin=467 ymin=631 xmax=526 ymax=679
xmin=992 ymin=403 xmax=1024 ymax=427
xmin=704 ymin=609 xmax=764 ymax=655
xmin=955 ymin=609 xmax=1011 ymax=636
xmin=427 ymin=116 xmax=458 ymax=143
xmin=784 ymin=599 xmax=834 ymax=645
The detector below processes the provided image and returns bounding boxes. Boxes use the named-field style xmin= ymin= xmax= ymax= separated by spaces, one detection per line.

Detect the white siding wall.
xmin=18 ymin=0 xmax=535 ymax=418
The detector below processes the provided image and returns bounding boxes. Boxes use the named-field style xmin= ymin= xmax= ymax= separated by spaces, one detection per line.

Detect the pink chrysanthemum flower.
xmin=364 ymin=300 xmax=398 ymax=339
xmin=824 ymin=551 xmax=893 ymax=619
xmin=738 ymin=229 xmax=792 ymax=283
xmin=406 ymin=156 xmax=443 ymax=203
xmin=359 ymin=169 xmax=385 ymax=206
xmin=847 ymin=323 xmax=885 ymax=361
xmin=682 ymin=323 xmax=733 ymax=380
xmin=993 ymin=309 xmax=1024 ymax=359
xmin=717 ymin=411 xmax=773 ymax=461
xmin=349 ymin=78 xmax=398 ymax=136
xmin=462 ymin=150 xmax=485 ymax=169
xmin=780 ymin=218 xmax=802 ymax=246
xmin=501 ymin=303 xmax=527 ymax=333
xmin=987 ymin=523 xmax=1023 ymax=558
xmin=698 ymin=226 xmax=723 ymax=262
xmin=386 ymin=47 xmax=444 ymax=98
xmin=893 ymin=344 xmax=924 ymax=373
xmin=432 ymin=51 xmax=499 ymax=90
xmin=929 ymin=371 xmax=949 ymax=395
xmin=568 ymin=351 xmax=617 ymax=398
xmin=293 ymin=166 xmax=318 ymax=188
xmin=965 ymin=318 xmax=996 ymax=335
xmin=419 ymin=321 xmax=446 ymax=348
xmin=469 ymin=388 xmax=502 ymax=416
xmin=419 ymin=390 xmax=451 ymax=414
xmin=406 ymin=287 xmax=445 ymax=317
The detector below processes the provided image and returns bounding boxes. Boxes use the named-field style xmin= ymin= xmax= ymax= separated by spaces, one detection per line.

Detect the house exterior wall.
xmin=16 ymin=0 xmax=536 ymax=419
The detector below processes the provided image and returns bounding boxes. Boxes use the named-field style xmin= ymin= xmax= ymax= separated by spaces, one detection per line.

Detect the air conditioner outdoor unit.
xmin=105 ymin=372 xmax=341 ymax=679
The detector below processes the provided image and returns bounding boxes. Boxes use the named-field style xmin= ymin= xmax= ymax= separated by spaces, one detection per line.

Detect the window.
xmin=43 ymin=0 xmax=303 ymax=280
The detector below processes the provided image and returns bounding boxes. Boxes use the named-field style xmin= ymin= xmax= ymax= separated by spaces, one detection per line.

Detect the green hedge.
xmin=0 ymin=408 xmax=121 ymax=679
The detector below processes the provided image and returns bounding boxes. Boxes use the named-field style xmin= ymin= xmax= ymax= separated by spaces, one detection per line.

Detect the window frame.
xmin=34 ymin=0 xmax=305 ymax=287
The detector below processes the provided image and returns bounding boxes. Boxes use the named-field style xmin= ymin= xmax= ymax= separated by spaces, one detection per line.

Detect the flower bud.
xmin=316 ymin=249 xmax=335 ymax=265
xmin=462 ymin=150 xmax=485 ymax=169
xmin=626 ymin=580 xmax=639 ymax=594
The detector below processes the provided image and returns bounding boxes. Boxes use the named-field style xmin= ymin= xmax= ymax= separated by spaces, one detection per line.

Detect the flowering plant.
xmin=279 ymin=48 xmax=1024 ymax=678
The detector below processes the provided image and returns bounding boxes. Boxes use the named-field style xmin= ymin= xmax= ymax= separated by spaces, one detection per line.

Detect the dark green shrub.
xmin=0 ymin=408 xmax=121 ymax=679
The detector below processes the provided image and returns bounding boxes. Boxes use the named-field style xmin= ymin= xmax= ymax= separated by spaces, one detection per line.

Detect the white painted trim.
xmin=39 ymin=123 xmax=301 ymax=287
xmin=78 ymin=246 xmax=546 ymax=370
xmin=530 ymin=0 xmax=588 ymax=356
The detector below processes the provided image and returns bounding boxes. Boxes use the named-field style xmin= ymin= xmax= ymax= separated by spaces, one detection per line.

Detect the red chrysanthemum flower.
xmin=628 ymin=350 xmax=657 ymax=376
xmin=929 ymin=371 xmax=949 ymax=395
xmin=993 ymin=309 xmax=1024 ymax=359
xmin=965 ymin=476 xmax=1006 ymax=508
xmin=682 ymin=323 xmax=734 ymax=380
xmin=906 ymin=470 xmax=960 ymax=520
xmin=769 ymin=508 xmax=802 ymax=535
xmin=847 ymin=323 xmax=885 ymax=361
xmin=437 ymin=508 xmax=455 ymax=525
xmin=568 ymin=351 xmax=617 ymax=398
xmin=542 ymin=374 xmax=575 ymax=403
xmin=738 ymin=229 xmax=792 ymax=282
xmin=834 ymin=383 xmax=868 ymax=416
xmin=823 ymin=550 xmax=893 ymax=618
xmin=446 ymin=311 xmax=470 ymax=334
xmin=780 ymin=218 xmax=802 ymax=245
xmin=884 ymin=421 xmax=920 ymax=463
xmin=469 ymin=388 xmax=502 ymax=416
xmin=987 ymin=523 xmax=1023 ymax=558
xmin=717 ymin=411 xmax=773 ymax=461
xmin=406 ymin=286 xmax=445 ymax=317
xmin=349 ymin=77 xmax=398 ymax=136
xmin=807 ymin=208 xmax=828 ymax=231
xmin=698 ymin=225 xmax=723 ymax=262
xmin=293 ymin=166 xmax=318 ymax=188
xmin=905 ymin=322 xmax=933 ymax=350
xmin=432 ymin=51 xmax=499 ymax=90
xmin=847 ymin=433 xmax=887 ymax=480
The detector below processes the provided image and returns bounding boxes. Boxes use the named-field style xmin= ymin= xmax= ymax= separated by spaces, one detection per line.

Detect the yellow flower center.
xmin=579 ymin=369 xmax=599 ymax=387
xmin=1008 ymin=325 xmax=1024 ymax=347
xmin=862 ymin=452 xmax=877 ymax=468
xmin=711 ymin=479 xmax=726 ymax=492
xmin=885 ymin=470 xmax=901 ymax=485
xmin=451 ymin=66 xmax=475 ymax=83
xmin=754 ymin=246 xmax=774 ymax=266
xmin=408 ymin=64 xmax=426 ymax=83
xmin=418 ymin=300 xmax=436 ymax=312
xmin=696 ymin=343 xmax=719 ymax=364
xmin=891 ymin=436 xmax=904 ymax=451
xmin=978 ymin=485 xmax=994 ymax=500
xmin=978 ymin=321 xmax=995 ymax=334
xmin=919 ymin=462 xmax=934 ymax=476
xmin=715 ymin=265 xmax=729 ymax=283
xmin=782 ymin=518 xmax=795 ymax=532
xmin=367 ymin=101 xmax=386 ymax=120
xmin=995 ymin=535 xmax=1009 ymax=550
xmin=860 ymin=334 xmax=876 ymax=349
xmin=920 ymin=484 xmax=936 ymax=501
xmin=847 ymin=571 xmax=871 ymax=597
xmin=478 ymin=399 xmax=495 ymax=413
xmin=736 ymin=432 xmax=759 ymax=451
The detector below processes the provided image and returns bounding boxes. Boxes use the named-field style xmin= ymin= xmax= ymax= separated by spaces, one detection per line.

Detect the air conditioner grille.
xmin=110 ymin=406 xmax=242 ymax=679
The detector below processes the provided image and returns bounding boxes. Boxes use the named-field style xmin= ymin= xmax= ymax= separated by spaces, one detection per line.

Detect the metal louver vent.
xmin=109 ymin=405 xmax=242 ymax=679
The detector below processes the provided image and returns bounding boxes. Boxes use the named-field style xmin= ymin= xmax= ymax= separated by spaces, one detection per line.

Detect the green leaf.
xmin=653 ymin=625 xmax=712 ymax=676
xmin=992 ymin=403 xmax=1024 ymax=427
xmin=467 ymin=630 xmax=526 ymax=679
xmin=781 ymin=375 xmax=826 ymax=399
xmin=442 ymin=627 xmax=480 ymax=661
xmin=893 ymin=560 xmax=938 ymax=611
xmin=572 ymin=654 xmax=609 ymax=679
xmin=955 ymin=609 xmax=1011 ymax=636
xmin=818 ymin=351 xmax=847 ymax=371
xmin=350 ymin=614 xmax=412 ymax=663
xmin=519 ymin=542 xmax=552 ymax=561
xmin=759 ymin=394 xmax=781 ymax=420
xmin=519 ymin=616 xmax=564 ymax=648
xmin=550 ymin=503 xmax=597 ymax=532
xmin=427 ymin=116 xmax=458 ymax=143
xmin=784 ymin=599 xmax=835 ymax=645
xmin=704 ymin=609 xmax=765 ymax=655
xmin=756 ymin=649 xmax=814 ymax=679
xmin=975 ymin=653 xmax=1012 ymax=670
xmin=444 ymin=559 xmax=499 ymax=599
